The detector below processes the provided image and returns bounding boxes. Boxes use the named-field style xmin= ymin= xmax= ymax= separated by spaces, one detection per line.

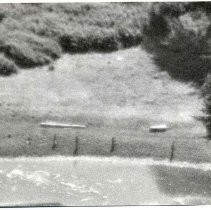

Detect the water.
xmin=0 ymin=156 xmax=211 ymax=206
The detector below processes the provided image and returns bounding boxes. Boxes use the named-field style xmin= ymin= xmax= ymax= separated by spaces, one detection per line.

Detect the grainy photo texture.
xmin=0 ymin=1 xmax=211 ymax=206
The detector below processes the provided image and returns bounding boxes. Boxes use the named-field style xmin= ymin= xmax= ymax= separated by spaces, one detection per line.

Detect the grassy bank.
xmin=0 ymin=116 xmax=210 ymax=163
xmin=0 ymin=3 xmax=150 ymax=75
xmin=0 ymin=3 xmax=210 ymax=163
xmin=0 ymin=47 xmax=208 ymax=163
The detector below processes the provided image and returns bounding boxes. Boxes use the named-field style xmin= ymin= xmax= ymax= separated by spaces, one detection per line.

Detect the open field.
xmin=0 ymin=47 xmax=210 ymax=163
xmin=0 ymin=3 xmax=210 ymax=163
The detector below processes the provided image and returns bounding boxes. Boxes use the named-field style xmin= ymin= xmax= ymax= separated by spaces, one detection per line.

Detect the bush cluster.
xmin=0 ymin=54 xmax=17 ymax=76
xmin=143 ymin=2 xmax=211 ymax=138
xmin=0 ymin=32 xmax=62 ymax=68
xmin=117 ymin=27 xmax=143 ymax=48
xmin=201 ymin=75 xmax=211 ymax=138
xmin=143 ymin=3 xmax=211 ymax=85
xmin=59 ymin=28 xmax=119 ymax=53
xmin=0 ymin=3 xmax=149 ymax=70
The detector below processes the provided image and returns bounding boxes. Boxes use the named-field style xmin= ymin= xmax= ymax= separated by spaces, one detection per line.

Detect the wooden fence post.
xmin=27 ymin=137 xmax=31 ymax=145
xmin=169 ymin=141 xmax=175 ymax=162
xmin=73 ymin=136 xmax=79 ymax=156
xmin=110 ymin=137 xmax=115 ymax=153
xmin=52 ymin=134 xmax=57 ymax=150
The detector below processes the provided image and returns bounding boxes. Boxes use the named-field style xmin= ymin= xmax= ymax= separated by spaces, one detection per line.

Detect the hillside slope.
xmin=0 ymin=47 xmax=209 ymax=162
xmin=0 ymin=3 xmax=149 ymax=74
xmin=0 ymin=47 xmax=203 ymax=124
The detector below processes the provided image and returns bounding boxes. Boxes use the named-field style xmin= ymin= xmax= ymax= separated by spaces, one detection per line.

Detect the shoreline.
xmin=0 ymin=126 xmax=210 ymax=164
xmin=0 ymin=155 xmax=211 ymax=171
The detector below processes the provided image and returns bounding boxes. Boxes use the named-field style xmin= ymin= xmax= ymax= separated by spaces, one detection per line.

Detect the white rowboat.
xmin=149 ymin=124 xmax=168 ymax=133
xmin=40 ymin=122 xmax=86 ymax=129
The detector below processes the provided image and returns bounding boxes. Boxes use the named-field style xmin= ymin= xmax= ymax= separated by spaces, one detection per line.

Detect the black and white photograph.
xmin=0 ymin=0 xmax=211 ymax=207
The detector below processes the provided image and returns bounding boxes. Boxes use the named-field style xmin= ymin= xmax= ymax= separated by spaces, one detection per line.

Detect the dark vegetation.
xmin=0 ymin=32 xmax=61 ymax=68
xmin=0 ymin=3 xmax=150 ymax=75
xmin=201 ymin=74 xmax=211 ymax=138
xmin=0 ymin=2 xmax=210 ymax=83
xmin=142 ymin=2 xmax=211 ymax=85
xmin=0 ymin=54 xmax=17 ymax=76
xmin=142 ymin=2 xmax=211 ymax=138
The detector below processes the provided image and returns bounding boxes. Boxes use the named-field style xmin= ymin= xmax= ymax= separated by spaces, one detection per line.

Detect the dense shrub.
xmin=143 ymin=3 xmax=211 ymax=85
xmin=3 ymin=42 xmax=52 ymax=67
xmin=143 ymin=2 xmax=211 ymax=137
xmin=0 ymin=3 xmax=150 ymax=68
xmin=151 ymin=2 xmax=189 ymax=17
xmin=0 ymin=32 xmax=62 ymax=67
xmin=146 ymin=30 xmax=210 ymax=84
xmin=59 ymin=27 xmax=119 ymax=53
xmin=150 ymin=2 xmax=211 ymax=18
xmin=0 ymin=12 xmax=5 ymax=22
xmin=117 ymin=27 xmax=143 ymax=48
xmin=201 ymin=74 xmax=211 ymax=138
xmin=22 ymin=13 xmax=66 ymax=38
xmin=0 ymin=3 xmax=150 ymax=70
xmin=0 ymin=54 xmax=17 ymax=76
xmin=202 ymin=75 xmax=211 ymax=114
xmin=59 ymin=26 xmax=143 ymax=53
xmin=59 ymin=31 xmax=90 ymax=53
xmin=143 ymin=10 xmax=170 ymax=40
xmin=89 ymin=29 xmax=119 ymax=52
